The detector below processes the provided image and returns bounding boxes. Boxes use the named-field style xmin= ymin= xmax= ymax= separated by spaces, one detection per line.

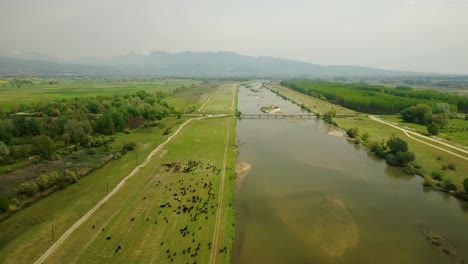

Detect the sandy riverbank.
xmin=235 ymin=161 xmax=252 ymax=190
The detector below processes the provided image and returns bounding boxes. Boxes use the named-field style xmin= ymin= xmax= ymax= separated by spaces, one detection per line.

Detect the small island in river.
xmin=260 ymin=105 xmax=280 ymax=113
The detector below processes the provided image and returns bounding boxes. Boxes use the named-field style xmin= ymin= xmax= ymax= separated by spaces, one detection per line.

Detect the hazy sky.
xmin=1 ymin=0 xmax=468 ymax=74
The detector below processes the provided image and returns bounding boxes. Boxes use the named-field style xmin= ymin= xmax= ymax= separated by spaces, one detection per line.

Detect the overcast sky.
xmin=1 ymin=0 xmax=467 ymax=74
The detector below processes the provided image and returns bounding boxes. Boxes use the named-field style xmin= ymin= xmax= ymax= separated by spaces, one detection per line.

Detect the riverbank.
xmin=235 ymin=161 xmax=251 ymax=190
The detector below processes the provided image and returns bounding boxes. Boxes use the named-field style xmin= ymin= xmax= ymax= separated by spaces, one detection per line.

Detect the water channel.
xmin=232 ymin=83 xmax=468 ymax=264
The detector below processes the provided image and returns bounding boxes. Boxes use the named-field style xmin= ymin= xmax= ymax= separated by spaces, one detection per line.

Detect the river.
xmin=232 ymin=83 xmax=468 ymax=264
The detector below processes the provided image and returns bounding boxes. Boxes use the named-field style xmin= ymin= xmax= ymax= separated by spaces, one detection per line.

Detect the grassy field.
xmin=162 ymin=83 xmax=217 ymax=113
xmin=0 ymin=82 xmax=237 ymax=263
xmin=270 ymin=82 xmax=468 ymax=188
xmin=198 ymin=83 xmax=238 ymax=114
xmin=382 ymin=115 xmax=468 ymax=147
xmin=42 ymin=117 xmax=237 ymax=264
xmin=0 ymin=117 xmax=187 ymax=263
xmin=0 ymin=78 xmax=199 ymax=110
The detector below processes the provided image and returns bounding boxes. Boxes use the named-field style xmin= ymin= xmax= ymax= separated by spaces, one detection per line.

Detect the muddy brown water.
xmin=232 ymin=83 xmax=468 ymax=264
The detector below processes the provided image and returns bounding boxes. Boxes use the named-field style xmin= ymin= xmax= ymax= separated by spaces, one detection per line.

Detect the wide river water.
xmin=232 ymin=83 xmax=468 ymax=264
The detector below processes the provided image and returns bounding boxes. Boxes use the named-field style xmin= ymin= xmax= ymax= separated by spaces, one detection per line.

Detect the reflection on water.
xmin=233 ymin=83 xmax=468 ymax=264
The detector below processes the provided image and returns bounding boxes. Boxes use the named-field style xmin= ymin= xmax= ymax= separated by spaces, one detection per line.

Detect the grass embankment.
xmin=199 ymin=83 xmax=238 ymax=114
xmin=0 ymin=117 xmax=186 ymax=263
xmin=0 ymin=78 xmax=199 ymax=110
xmin=162 ymin=84 xmax=217 ymax=113
xmin=269 ymin=83 xmax=468 ymax=188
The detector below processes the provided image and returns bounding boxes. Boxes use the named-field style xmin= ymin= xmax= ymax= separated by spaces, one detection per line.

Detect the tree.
xmin=433 ymin=102 xmax=451 ymax=114
xmin=427 ymin=123 xmax=440 ymax=136
xmin=387 ymin=136 xmax=408 ymax=154
xmin=401 ymin=104 xmax=432 ymax=124
xmin=31 ymin=135 xmax=55 ymax=160
xmin=463 ymin=178 xmax=468 ymax=193
xmin=431 ymin=113 xmax=449 ymax=128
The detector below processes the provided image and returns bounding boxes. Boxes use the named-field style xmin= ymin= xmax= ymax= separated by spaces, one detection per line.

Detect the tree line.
xmin=280 ymin=80 xmax=468 ymax=114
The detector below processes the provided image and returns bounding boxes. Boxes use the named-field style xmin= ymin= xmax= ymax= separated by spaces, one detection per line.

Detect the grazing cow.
xmin=131 ymin=218 xmax=135 ymax=221
xmin=106 ymin=236 xmax=111 ymax=240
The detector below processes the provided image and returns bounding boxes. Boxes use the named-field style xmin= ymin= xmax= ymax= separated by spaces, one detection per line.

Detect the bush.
xmin=346 ymin=127 xmax=359 ymax=138
xmin=361 ymin=132 xmax=369 ymax=143
xmin=123 ymin=128 xmax=132 ymax=134
xmin=442 ymin=163 xmax=456 ymax=171
xmin=442 ymin=178 xmax=457 ymax=192
xmin=0 ymin=197 xmax=11 ymax=212
xmin=422 ymin=175 xmax=434 ymax=187
xmin=18 ymin=181 xmax=39 ymax=196
xmin=427 ymin=123 xmax=440 ymax=136
xmin=368 ymin=141 xmax=386 ymax=158
xmin=87 ymin=148 xmax=97 ymax=155
xmin=464 ymin=178 xmax=468 ymax=193
xmin=62 ymin=170 xmax=78 ymax=184
xmin=123 ymin=141 xmax=137 ymax=151
xmin=385 ymin=151 xmax=415 ymax=166
xmin=431 ymin=171 xmax=444 ymax=181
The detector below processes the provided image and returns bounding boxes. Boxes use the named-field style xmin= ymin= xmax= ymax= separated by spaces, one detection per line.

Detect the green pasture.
xmin=0 ymin=117 xmax=186 ymax=263
xmin=382 ymin=115 xmax=468 ymax=147
xmin=0 ymin=78 xmax=199 ymax=110
xmin=198 ymin=83 xmax=237 ymax=114
xmin=162 ymin=85 xmax=216 ymax=113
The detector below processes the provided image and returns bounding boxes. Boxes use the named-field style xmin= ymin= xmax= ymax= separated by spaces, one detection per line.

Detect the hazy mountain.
xmin=80 ymin=51 xmax=415 ymax=77
xmin=1 ymin=51 xmax=418 ymax=77
xmin=0 ymin=56 xmax=111 ymax=76
xmin=1 ymin=51 xmax=59 ymax=62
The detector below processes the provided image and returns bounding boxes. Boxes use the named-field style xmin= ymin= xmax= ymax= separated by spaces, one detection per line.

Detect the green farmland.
xmin=0 ymin=80 xmax=238 ymax=263
xmin=0 ymin=78 xmax=200 ymax=111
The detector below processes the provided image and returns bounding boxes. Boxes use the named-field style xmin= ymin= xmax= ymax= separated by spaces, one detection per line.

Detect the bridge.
xmin=238 ymin=114 xmax=316 ymax=119
xmin=174 ymin=113 xmax=318 ymax=119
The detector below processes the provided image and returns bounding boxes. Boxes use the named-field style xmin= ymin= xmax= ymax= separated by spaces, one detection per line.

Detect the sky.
xmin=0 ymin=0 xmax=468 ymax=74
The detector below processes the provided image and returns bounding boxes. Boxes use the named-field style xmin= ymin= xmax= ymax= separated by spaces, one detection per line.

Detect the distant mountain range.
xmin=0 ymin=51 xmax=418 ymax=77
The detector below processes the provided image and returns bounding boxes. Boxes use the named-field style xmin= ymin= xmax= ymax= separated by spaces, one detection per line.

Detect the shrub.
xmin=431 ymin=171 xmax=444 ymax=181
xmin=18 ymin=181 xmax=39 ymax=196
xmin=346 ymin=127 xmax=359 ymax=138
xmin=0 ymin=197 xmax=11 ymax=212
xmin=368 ymin=141 xmax=386 ymax=158
xmin=123 ymin=141 xmax=137 ymax=151
xmin=464 ymin=178 xmax=468 ymax=193
xmin=361 ymin=132 xmax=369 ymax=143
xmin=87 ymin=148 xmax=97 ymax=155
xmin=422 ymin=175 xmax=433 ymax=187
xmin=62 ymin=170 xmax=78 ymax=184
xmin=427 ymin=123 xmax=440 ymax=136
xmin=442 ymin=178 xmax=457 ymax=192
